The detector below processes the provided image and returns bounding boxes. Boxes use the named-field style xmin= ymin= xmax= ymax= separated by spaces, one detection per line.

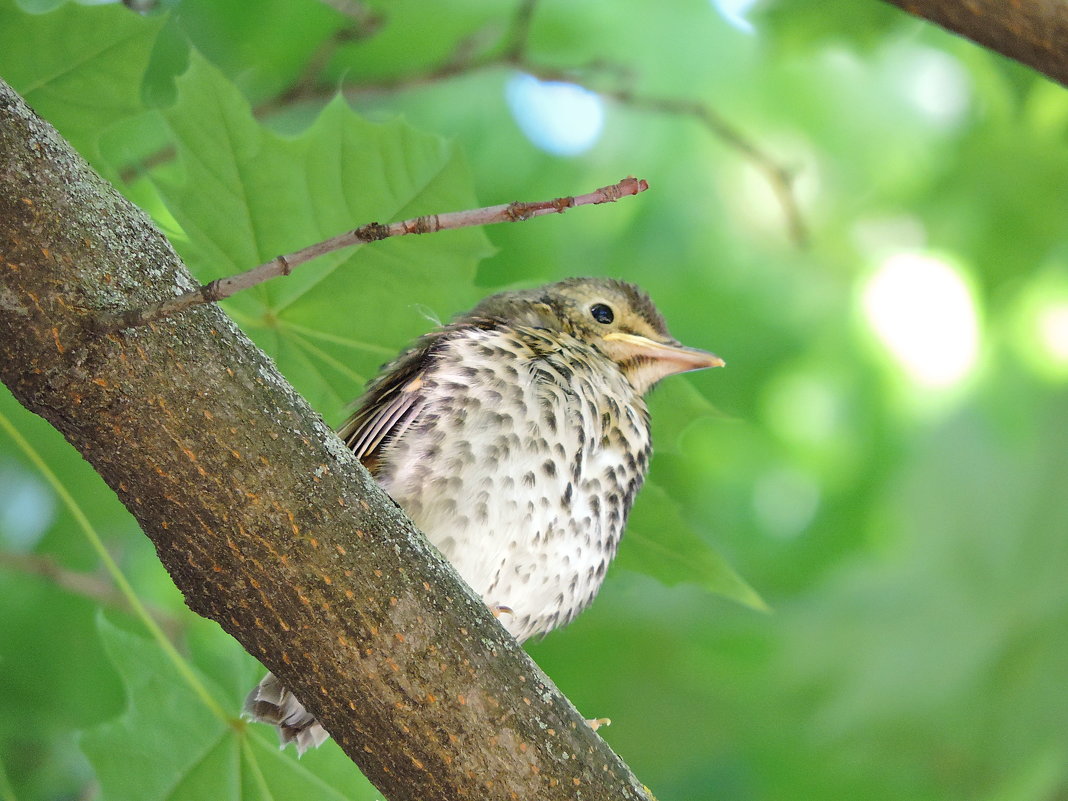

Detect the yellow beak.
xmin=603 ymin=331 xmax=725 ymax=371
xmin=602 ymin=331 xmax=724 ymax=393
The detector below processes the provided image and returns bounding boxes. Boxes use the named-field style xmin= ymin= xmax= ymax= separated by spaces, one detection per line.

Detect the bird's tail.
xmin=244 ymin=673 xmax=329 ymax=754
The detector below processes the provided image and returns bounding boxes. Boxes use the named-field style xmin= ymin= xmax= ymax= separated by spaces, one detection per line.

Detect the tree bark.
xmin=881 ymin=0 xmax=1068 ymax=87
xmin=0 ymin=78 xmax=653 ymax=801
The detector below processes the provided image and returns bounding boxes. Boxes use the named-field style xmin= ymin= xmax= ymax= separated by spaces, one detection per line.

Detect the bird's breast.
xmin=374 ymin=327 xmax=651 ymax=642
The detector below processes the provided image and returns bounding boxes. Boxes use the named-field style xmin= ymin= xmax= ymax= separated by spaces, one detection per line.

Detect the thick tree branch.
xmin=96 ymin=177 xmax=648 ymax=332
xmin=0 ymin=79 xmax=654 ymax=801
xmin=881 ymin=0 xmax=1068 ymax=87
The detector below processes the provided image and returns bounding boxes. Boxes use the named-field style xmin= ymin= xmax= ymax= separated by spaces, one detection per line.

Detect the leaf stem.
xmin=241 ymin=737 xmax=276 ymax=801
xmin=0 ymin=408 xmax=231 ymax=723
xmin=0 ymin=753 xmax=17 ymax=801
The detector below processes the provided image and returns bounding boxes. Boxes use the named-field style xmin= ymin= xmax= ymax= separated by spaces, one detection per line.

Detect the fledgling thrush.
xmin=245 ymin=277 xmax=724 ymax=751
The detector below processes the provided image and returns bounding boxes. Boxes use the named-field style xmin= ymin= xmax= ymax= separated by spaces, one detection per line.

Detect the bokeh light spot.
xmin=0 ymin=463 xmax=56 ymax=552
xmin=1036 ymin=303 xmax=1068 ymax=365
xmin=506 ymin=73 xmax=605 ymax=156
xmin=710 ymin=0 xmax=757 ymax=33
xmin=752 ymin=467 xmax=821 ymax=540
xmin=895 ymin=46 xmax=971 ymax=129
xmin=764 ymin=373 xmax=843 ymax=447
xmin=861 ymin=253 xmax=980 ymax=389
xmin=1010 ymin=270 xmax=1068 ymax=381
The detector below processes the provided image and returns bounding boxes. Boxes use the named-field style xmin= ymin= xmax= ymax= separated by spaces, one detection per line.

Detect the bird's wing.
xmin=336 ymin=332 xmax=445 ymax=474
xmin=338 ymin=319 xmax=507 ymax=474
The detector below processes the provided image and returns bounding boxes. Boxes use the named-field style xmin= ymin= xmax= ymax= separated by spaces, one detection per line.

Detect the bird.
xmin=245 ymin=276 xmax=724 ymax=752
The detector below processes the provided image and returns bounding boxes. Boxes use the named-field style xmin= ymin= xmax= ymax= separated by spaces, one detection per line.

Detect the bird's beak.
xmin=602 ymin=331 xmax=724 ymax=392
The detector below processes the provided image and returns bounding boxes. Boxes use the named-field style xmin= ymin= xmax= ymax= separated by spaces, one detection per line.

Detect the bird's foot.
xmin=489 ymin=604 xmax=514 ymax=618
xmin=585 ymin=717 xmax=611 ymax=731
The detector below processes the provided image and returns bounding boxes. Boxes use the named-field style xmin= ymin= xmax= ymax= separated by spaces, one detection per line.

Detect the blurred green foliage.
xmin=2 ymin=0 xmax=1068 ymax=799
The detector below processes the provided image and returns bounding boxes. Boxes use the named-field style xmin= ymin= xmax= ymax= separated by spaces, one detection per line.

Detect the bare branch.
xmin=96 ymin=177 xmax=648 ymax=332
xmin=317 ymin=0 xmax=382 ymax=32
xmin=118 ymin=2 xmax=804 ymax=244
xmin=271 ymin=2 xmax=385 ymax=113
xmin=0 ymin=550 xmax=184 ymax=641
xmin=502 ymin=0 xmax=540 ymax=61
xmin=277 ymin=7 xmax=807 ymax=245
xmin=605 ymin=91 xmax=807 ymax=247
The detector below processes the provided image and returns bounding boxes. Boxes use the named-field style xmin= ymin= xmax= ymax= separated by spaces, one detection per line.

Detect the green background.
xmin=2 ymin=1 xmax=1068 ymax=799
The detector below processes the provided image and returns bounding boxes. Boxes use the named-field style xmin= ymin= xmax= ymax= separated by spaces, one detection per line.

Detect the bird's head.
xmin=466 ymin=277 xmax=724 ymax=394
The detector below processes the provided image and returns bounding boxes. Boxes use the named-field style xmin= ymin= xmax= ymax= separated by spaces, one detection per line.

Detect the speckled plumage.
xmin=246 ymin=277 xmax=723 ymax=752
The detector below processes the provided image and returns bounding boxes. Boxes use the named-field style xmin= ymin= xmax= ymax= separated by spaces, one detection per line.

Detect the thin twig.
xmin=97 ymin=176 xmax=649 ymax=333
xmin=116 ymin=0 xmax=807 ymax=244
xmin=502 ymin=0 xmax=539 ymax=61
xmin=337 ymin=66 xmax=808 ymax=246
xmin=273 ymin=5 xmax=807 ymax=246
xmin=317 ymin=0 xmax=382 ymax=32
xmin=607 ymin=92 xmax=807 ymax=248
xmin=273 ymin=1 xmax=385 ymax=109
xmin=0 ymin=550 xmax=184 ymax=641
xmin=274 ymin=31 xmax=353 ymax=110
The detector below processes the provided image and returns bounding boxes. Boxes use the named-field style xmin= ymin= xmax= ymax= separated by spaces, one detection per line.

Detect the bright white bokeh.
xmin=710 ymin=0 xmax=758 ymax=33
xmin=894 ymin=45 xmax=971 ymax=129
xmin=861 ymin=253 xmax=981 ymax=388
xmin=505 ymin=73 xmax=605 ymax=156
xmin=1036 ymin=302 xmax=1068 ymax=366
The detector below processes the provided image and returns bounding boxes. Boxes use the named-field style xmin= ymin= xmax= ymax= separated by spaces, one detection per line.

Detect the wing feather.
xmin=337 ymin=332 xmax=445 ymax=474
xmin=344 ymin=386 xmax=426 ymax=463
xmin=338 ymin=318 xmax=503 ymax=475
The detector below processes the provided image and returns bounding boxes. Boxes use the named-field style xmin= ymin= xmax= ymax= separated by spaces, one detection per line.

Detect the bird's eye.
xmin=590 ymin=303 xmax=614 ymax=324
